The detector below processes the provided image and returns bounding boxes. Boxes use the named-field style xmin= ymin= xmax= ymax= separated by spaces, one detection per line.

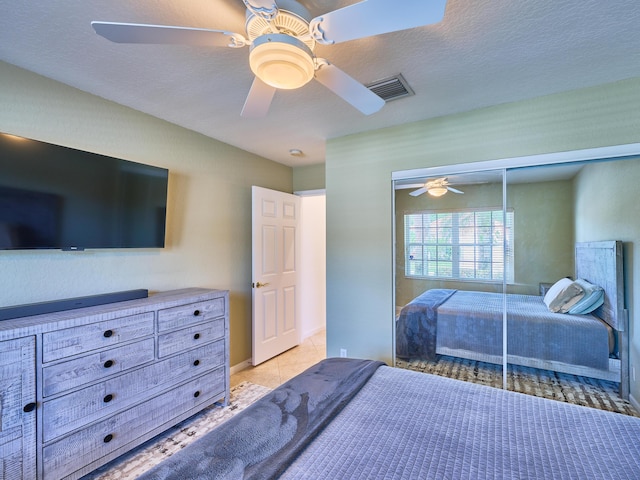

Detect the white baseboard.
xmin=230 ymin=359 xmax=252 ymax=375
xmin=302 ymin=325 xmax=326 ymax=340
xmin=630 ymin=393 xmax=640 ymax=414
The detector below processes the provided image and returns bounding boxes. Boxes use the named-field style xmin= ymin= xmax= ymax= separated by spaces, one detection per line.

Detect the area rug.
xmin=83 ymin=381 xmax=272 ymax=480
xmin=397 ymin=356 xmax=639 ymax=417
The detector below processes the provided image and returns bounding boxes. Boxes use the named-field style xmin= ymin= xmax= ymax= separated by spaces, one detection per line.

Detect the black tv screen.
xmin=0 ymin=133 xmax=168 ymax=250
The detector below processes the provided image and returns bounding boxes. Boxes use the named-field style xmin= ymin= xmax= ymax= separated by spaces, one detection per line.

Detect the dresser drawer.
xmin=42 ymin=368 xmax=226 ymax=480
xmin=42 ymin=338 xmax=155 ymax=397
xmin=43 ymin=340 xmax=225 ymax=442
xmin=42 ymin=312 xmax=154 ymax=362
xmin=157 ymin=317 xmax=225 ymax=358
xmin=157 ymin=298 xmax=225 ymax=332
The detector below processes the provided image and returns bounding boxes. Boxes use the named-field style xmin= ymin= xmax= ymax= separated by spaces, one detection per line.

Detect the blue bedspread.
xmin=395 ymin=289 xmax=456 ymax=360
xmin=137 ymin=358 xmax=384 ymax=480
xmin=397 ymin=289 xmax=612 ymax=370
xmin=281 ymin=366 xmax=640 ymax=479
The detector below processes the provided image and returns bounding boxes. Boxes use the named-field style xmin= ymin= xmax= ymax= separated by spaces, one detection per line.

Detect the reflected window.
xmin=404 ymin=208 xmax=514 ymax=282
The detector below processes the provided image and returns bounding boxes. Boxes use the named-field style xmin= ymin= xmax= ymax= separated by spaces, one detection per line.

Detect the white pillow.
xmin=543 ymin=278 xmax=573 ymax=308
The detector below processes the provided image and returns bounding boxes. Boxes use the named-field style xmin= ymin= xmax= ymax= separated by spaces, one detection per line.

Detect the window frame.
xmin=404 ymin=206 xmax=514 ymax=283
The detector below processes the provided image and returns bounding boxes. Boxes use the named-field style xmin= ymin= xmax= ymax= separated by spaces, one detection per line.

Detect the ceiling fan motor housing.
xmin=245 ymin=1 xmax=313 ymax=44
xmin=246 ymin=2 xmax=316 ymax=90
xmin=249 ymin=33 xmax=315 ymax=89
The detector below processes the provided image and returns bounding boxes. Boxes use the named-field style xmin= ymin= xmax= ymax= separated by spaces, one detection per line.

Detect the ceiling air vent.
xmin=366 ymin=74 xmax=414 ymax=102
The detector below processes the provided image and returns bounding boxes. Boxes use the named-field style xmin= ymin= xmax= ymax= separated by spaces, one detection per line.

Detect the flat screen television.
xmin=0 ymin=133 xmax=168 ymax=250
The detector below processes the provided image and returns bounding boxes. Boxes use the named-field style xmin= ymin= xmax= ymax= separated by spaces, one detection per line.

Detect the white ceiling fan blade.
xmin=91 ymin=22 xmax=248 ymax=47
xmin=447 ymin=186 xmax=464 ymax=194
xmin=309 ymin=0 xmax=447 ymax=45
xmin=314 ymin=60 xmax=385 ymax=115
xmin=241 ymin=77 xmax=276 ymax=118
xmin=409 ymin=187 xmax=428 ymax=197
xmin=242 ymin=0 xmax=279 ymax=21
xmin=243 ymin=0 xmax=278 ymax=10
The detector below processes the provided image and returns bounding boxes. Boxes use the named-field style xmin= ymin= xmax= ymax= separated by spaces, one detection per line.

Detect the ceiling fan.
xmin=91 ymin=0 xmax=447 ymax=117
xmin=408 ymin=177 xmax=464 ymax=197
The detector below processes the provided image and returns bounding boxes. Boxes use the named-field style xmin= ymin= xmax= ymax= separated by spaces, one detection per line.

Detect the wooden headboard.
xmin=575 ymin=241 xmax=624 ymax=331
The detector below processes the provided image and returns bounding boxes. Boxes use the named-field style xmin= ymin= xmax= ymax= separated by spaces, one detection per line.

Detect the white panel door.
xmin=252 ymin=186 xmax=301 ymax=365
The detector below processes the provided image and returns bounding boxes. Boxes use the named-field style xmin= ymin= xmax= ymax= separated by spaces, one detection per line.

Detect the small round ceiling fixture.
xmin=289 ymin=148 xmax=303 ymax=156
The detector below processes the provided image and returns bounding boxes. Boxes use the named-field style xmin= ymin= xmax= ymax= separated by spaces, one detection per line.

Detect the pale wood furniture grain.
xmin=0 ymin=336 xmax=37 ymax=480
xmin=0 ymin=288 xmax=229 ymax=480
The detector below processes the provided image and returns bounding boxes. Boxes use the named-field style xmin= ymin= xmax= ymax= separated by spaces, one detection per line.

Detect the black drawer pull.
xmin=193 ymin=333 xmax=201 ymax=340
xmin=194 ymin=390 xmax=200 ymax=398
xmin=23 ymin=402 xmax=36 ymax=413
xmin=193 ymin=359 xmax=200 ymax=366
xmin=103 ymin=434 xmax=114 ymax=443
xmin=103 ymin=360 xmax=115 ymax=368
xmin=193 ymin=309 xmax=201 ymax=316
xmin=103 ymin=394 xmax=114 ymax=403
xmin=103 ymin=329 xmax=114 ymax=338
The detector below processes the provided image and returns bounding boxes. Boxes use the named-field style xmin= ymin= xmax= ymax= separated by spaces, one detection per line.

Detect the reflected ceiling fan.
xmin=408 ymin=177 xmax=464 ymax=197
xmin=91 ymin=0 xmax=447 ymax=117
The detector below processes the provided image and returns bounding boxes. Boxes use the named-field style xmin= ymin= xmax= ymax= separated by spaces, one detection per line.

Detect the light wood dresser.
xmin=0 ymin=288 xmax=229 ymax=480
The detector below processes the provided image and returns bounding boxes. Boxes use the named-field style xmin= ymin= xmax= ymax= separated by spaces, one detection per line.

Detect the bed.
xmin=396 ymin=241 xmax=629 ymax=397
xmin=136 ymin=357 xmax=640 ymax=479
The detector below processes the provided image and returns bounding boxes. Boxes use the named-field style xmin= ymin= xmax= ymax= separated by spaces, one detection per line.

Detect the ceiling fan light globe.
xmin=249 ymin=34 xmax=315 ymax=89
xmin=427 ymin=186 xmax=448 ymax=197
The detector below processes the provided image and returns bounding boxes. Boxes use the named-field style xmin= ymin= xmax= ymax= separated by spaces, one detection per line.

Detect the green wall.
xmin=507 ymin=179 xmax=575 ymax=292
xmin=325 ymin=76 xmax=640 ymax=404
xmin=574 ymin=159 xmax=640 ymax=394
xmin=0 ymin=61 xmax=292 ymax=366
xmin=293 ymin=163 xmax=325 ymax=192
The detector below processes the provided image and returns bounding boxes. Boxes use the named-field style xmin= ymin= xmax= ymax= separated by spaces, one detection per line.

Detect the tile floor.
xmin=230 ymin=329 xmax=326 ymax=389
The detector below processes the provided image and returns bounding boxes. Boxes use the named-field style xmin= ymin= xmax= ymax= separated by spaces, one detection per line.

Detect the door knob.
xmin=255 ymin=282 xmax=271 ymax=288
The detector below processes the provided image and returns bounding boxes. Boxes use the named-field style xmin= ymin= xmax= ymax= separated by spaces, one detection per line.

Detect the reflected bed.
xmin=396 ymin=241 xmax=627 ymax=394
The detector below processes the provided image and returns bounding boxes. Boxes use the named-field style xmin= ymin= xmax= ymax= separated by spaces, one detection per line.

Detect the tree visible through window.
xmin=404 ymin=208 xmax=514 ymax=282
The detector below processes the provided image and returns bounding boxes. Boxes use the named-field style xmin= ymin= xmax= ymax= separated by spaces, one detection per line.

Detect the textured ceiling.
xmin=1 ymin=0 xmax=639 ymax=167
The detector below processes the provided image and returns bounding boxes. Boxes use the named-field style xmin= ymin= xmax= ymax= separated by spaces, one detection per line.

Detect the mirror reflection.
xmin=395 ymin=170 xmax=507 ymax=387
xmin=395 ymin=156 xmax=638 ymax=414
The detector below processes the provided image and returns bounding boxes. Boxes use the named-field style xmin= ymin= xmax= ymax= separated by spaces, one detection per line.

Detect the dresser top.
xmin=0 ymin=288 xmax=227 ymax=339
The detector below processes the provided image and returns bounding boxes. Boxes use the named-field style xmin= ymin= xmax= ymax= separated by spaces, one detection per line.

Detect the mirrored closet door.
xmin=395 ymin=169 xmax=508 ymax=387
xmin=504 ymin=158 xmax=636 ymax=407
xmin=394 ymin=153 xmax=639 ymax=411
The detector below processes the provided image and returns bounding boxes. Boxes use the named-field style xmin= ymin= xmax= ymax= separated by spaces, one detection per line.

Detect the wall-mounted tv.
xmin=0 ymin=133 xmax=168 ymax=250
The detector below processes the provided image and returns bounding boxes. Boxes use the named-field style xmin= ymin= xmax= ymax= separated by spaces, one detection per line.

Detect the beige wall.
xmin=0 ymin=61 xmax=292 ymax=366
xmin=325 ymin=77 xmax=640 ymax=404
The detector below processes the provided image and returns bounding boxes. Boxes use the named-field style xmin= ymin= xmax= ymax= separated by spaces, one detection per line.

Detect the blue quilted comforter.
xmin=137 ymin=358 xmax=384 ymax=480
